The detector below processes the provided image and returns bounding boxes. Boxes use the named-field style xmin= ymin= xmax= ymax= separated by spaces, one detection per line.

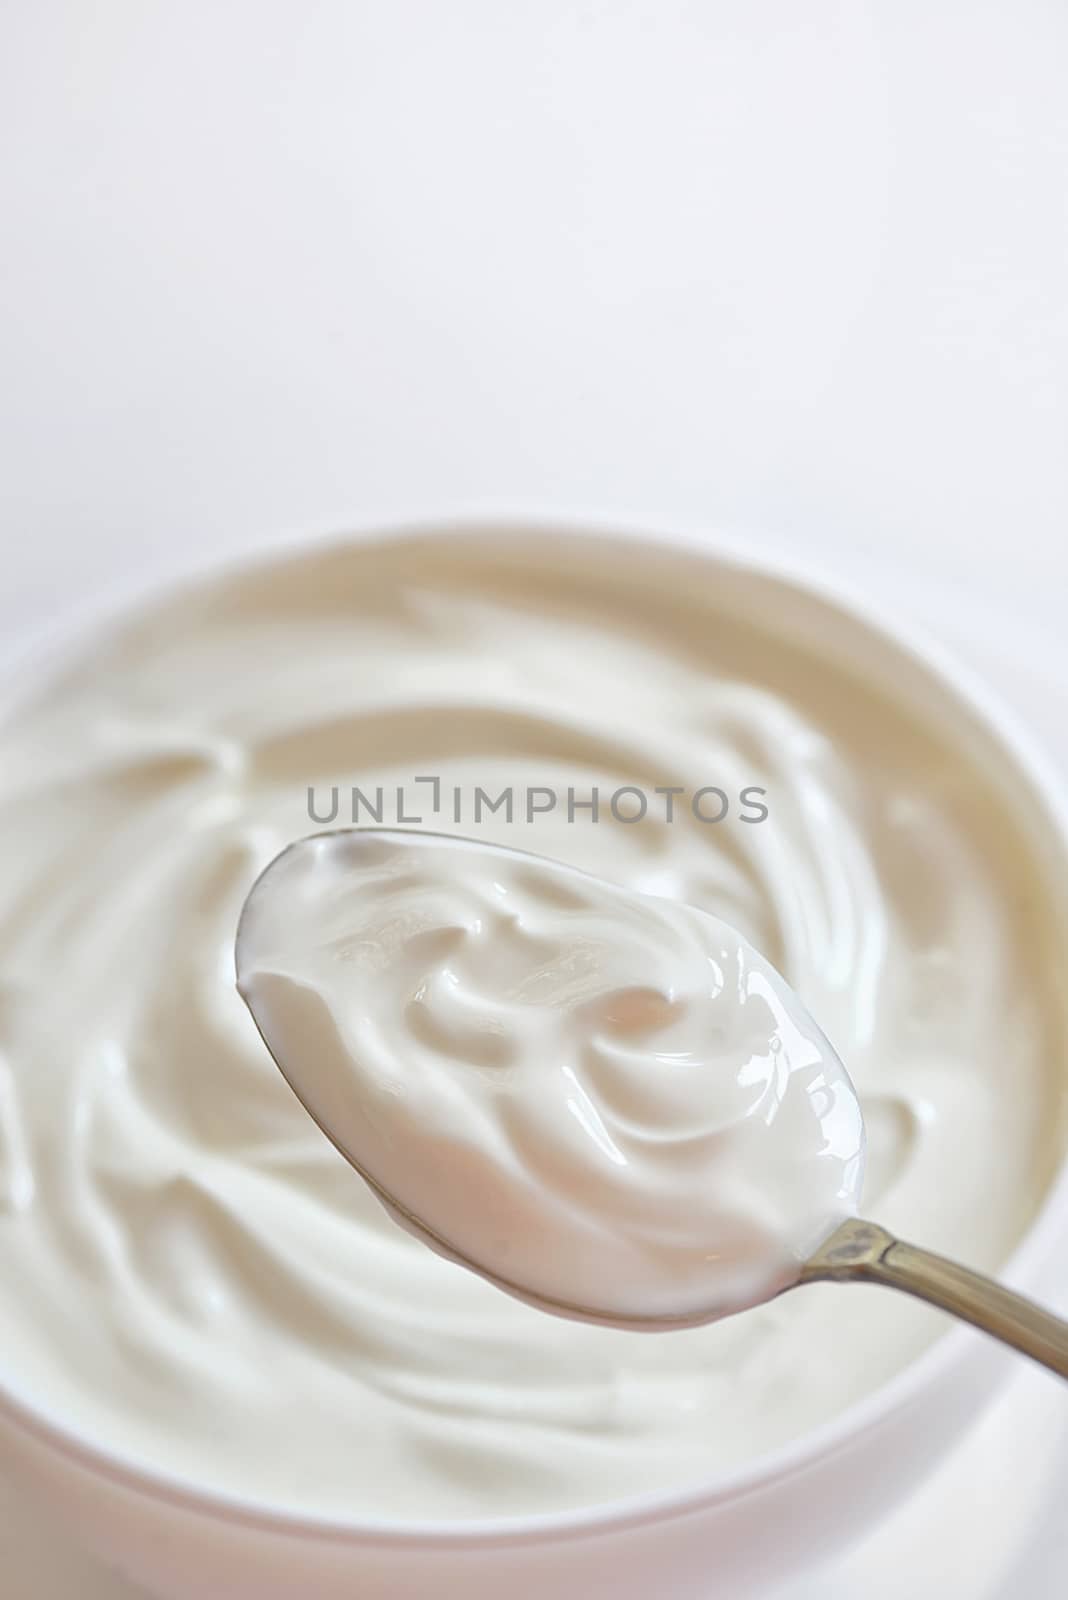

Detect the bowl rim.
xmin=2 ymin=515 xmax=1068 ymax=1549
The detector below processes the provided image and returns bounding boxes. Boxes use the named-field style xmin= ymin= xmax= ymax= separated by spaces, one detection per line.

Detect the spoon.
xmin=235 ymin=826 xmax=1068 ymax=1379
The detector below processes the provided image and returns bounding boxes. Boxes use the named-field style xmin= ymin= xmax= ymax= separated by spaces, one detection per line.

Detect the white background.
xmin=1 ymin=3 xmax=1067 ymax=1594
xmin=2 ymin=2 xmax=1067 ymax=628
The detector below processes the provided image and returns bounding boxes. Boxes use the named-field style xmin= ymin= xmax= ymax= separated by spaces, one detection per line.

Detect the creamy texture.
xmin=0 ymin=532 xmax=1063 ymax=1521
xmin=236 ymin=829 xmax=865 ymax=1324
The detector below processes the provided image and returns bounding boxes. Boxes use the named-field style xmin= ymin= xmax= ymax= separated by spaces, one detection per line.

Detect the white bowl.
xmin=2 ymin=523 xmax=1067 ymax=1600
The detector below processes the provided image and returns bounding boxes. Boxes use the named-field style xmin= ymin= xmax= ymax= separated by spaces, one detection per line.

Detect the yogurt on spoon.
xmin=235 ymin=827 xmax=866 ymax=1327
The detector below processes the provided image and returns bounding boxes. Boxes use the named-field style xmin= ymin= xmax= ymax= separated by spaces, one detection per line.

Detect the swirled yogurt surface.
xmin=0 ymin=531 xmax=1063 ymax=1520
xmin=236 ymin=829 xmax=865 ymax=1324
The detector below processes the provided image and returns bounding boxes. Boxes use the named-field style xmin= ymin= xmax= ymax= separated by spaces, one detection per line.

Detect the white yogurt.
xmin=0 ymin=532 xmax=1062 ymax=1520
xmin=236 ymin=829 xmax=865 ymax=1324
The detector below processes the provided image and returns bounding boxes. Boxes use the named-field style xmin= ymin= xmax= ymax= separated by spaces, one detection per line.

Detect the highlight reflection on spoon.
xmin=236 ymin=828 xmax=1068 ymax=1376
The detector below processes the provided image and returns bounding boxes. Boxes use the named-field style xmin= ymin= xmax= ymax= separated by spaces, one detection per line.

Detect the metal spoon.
xmin=236 ymin=827 xmax=1068 ymax=1380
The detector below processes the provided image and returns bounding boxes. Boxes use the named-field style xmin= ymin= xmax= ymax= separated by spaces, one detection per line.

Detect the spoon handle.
xmin=801 ymin=1217 xmax=1068 ymax=1380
